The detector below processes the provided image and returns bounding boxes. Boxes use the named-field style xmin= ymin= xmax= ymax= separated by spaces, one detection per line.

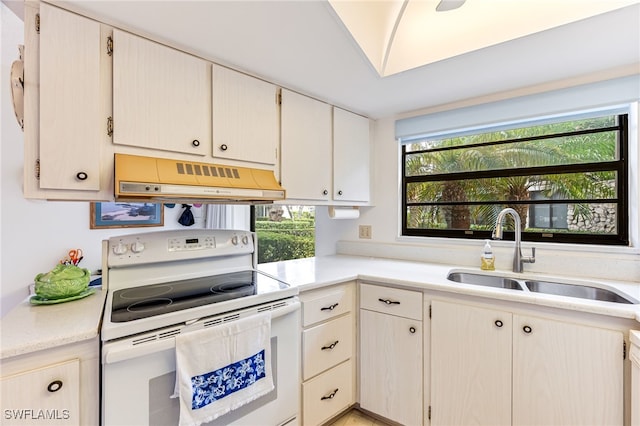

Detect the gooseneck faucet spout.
xmin=492 ymin=208 xmax=536 ymax=273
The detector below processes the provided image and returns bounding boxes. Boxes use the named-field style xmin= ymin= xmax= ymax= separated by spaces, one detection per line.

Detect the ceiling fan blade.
xmin=436 ymin=0 xmax=466 ymax=12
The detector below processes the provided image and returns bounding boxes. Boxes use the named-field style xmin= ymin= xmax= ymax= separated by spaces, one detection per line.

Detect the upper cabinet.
xmin=280 ymin=90 xmax=371 ymax=205
xmin=112 ymin=29 xmax=211 ymax=156
xmin=23 ymin=4 xmax=371 ymax=203
xmin=24 ymin=3 xmax=113 ymax=200
xmin=280 ymin=89 xmax=333 ymax=202
xmin=211 ymin=65 xmax=279 ymax=166
xmin=333 ymin=107 xmax=370 ymax=203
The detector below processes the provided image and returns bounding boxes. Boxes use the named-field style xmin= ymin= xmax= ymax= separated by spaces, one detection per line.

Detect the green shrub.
xmin=257 ymin=230 xmax=315 ymax=263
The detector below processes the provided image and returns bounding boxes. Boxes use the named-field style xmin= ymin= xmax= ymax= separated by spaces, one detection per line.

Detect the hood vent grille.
xmin=176 ymin=162 xmax=241 ymax=180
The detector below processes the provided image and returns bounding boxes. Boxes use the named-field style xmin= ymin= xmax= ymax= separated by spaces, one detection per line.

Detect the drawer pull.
xmin=409 ymin=326 xmax=416 ymax=334
xmin=321 ymin=388 xmax=339 ymax=401
xmin=47 ymin=380 xmax=63 ymax=393
xmin=320 ymin=303 xmax=339 ymax=311
xmin=495 ymin=320 xmax=503 ymax=328
xmin=378 ymin=298 xmax=400 ymax=305
xmin=321 ymin=340 xmax=339 ymax=351
xmin=523 ymin=325 xmax=532 ymax=334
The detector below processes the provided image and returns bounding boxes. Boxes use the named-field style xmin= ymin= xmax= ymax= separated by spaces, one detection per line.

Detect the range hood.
xmin=114 ymin=153 xmax=285 ymax=203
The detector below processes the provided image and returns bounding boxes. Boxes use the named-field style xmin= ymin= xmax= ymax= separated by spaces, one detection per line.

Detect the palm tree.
xmin=405 ymin=116 xmax=617 ymax=232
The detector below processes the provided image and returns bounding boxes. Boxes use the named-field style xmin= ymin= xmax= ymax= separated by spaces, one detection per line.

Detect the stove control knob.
xmin=231 ymin=236 xmax=239 ymax=246
xmin=131 ymin=241 xmax=145 ymax=253
xmin=242 ymin=235 xmax=250 ymax=245
xmin=112 ymin=242 xmax=128 ymax=255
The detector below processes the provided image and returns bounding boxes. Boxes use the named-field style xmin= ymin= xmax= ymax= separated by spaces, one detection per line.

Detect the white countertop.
xmin=258 ymin=254 xmax=640 ymax=323
xmin=2 ymin=254 xmax=638 ymax=360
xmin=0 ymin=288 xmax=107 ymax=360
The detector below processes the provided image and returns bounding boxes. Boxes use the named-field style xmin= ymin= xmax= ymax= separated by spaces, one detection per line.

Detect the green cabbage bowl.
xmin=34 ymin=264 xmax=91 ymax=300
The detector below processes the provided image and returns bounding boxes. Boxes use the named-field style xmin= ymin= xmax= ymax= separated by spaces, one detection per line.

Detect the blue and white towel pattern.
xmin=173 ymin=312 xmax=273 ymax=426
xmin=191 ymin=349 xmax=266 ymax=410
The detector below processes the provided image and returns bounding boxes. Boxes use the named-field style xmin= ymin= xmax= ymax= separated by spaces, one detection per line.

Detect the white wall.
xmin=0 ymin=3 xmax=208 ymax=317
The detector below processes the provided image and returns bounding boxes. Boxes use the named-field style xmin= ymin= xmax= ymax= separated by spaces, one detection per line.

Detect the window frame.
xmin=401 ymin=113 xmax=629 ymax=245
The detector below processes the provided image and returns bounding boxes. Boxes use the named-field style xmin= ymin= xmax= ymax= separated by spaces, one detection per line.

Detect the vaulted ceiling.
xmin=10 ymin=1 xmax=640 ymax=118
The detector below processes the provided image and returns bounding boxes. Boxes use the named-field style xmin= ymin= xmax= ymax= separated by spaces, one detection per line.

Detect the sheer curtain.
xmin=205 ymin=204 xmax=227 ymax=229
xmin=205 ymin=205 xmax=251 ymax=230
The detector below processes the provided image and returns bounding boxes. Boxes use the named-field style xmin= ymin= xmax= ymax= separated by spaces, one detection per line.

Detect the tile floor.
xmin=327 ymin=409 xmax=390 ymax=426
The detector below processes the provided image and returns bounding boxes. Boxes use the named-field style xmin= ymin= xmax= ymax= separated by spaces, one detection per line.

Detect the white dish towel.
xmin=172 ymin=311 xmax=274 ymax=426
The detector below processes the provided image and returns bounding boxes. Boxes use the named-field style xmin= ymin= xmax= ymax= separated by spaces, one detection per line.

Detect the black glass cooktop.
xmin=110 ymin=270 xmax=287 ymax=323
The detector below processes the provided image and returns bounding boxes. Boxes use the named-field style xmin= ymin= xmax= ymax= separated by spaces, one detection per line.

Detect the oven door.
xmin=102 ymin=300 xmax=300 ymax=426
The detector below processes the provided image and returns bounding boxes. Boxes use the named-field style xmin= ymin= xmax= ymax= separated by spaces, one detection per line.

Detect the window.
xmin=251 ymin=205 xmax=315 ymax=263
xmin=401 ymin=111 xmax=628 ymax=245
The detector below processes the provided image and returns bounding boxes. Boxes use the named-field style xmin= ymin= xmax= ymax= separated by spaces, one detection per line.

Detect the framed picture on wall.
xmin=90 ymin=202 xmax=164 ymax=229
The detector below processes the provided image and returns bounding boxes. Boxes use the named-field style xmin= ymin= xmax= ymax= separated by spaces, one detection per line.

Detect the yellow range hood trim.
xmin=114 ymin=153 xmax=285 ymax=203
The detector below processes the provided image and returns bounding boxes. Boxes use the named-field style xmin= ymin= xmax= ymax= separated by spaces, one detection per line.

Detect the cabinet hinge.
xmin=107 ymin=116 xmax=113 ymax=137
xmin=428 ymin=406 xmax=431 ymax=420
xmin=35 ymin=159 xmax=41 ymax=180
xmin=35 ymin=13 xmax=40 ymax=34
xmin=276 ymin=92 xmax=282 ymax=105
xmin=106 ymin=36 xmax=113 ymax=56
xmin=623 ymin=340 xmax=627 ymax=360
xmin=429 ymin=304 xmax=432 ymax=319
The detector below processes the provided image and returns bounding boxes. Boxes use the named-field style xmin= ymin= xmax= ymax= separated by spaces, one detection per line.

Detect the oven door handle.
xmin=103 ymin=300 xmax=300 ymax=364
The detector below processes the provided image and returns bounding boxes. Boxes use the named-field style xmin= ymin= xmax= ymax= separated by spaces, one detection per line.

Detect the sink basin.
xmin=446 ymin=271 xmax=637 ymax=304
xmin=447 ymin=272 xmax=523 ymax=290
xmin=525 ymin=280 xmax=637 ymax=304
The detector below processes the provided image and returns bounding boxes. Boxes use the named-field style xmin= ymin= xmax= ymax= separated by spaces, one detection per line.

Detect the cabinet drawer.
xmin=1 ymin=358 xmax=80 ymax=426
xmin=303 ymin=314 xmax=353 ymax=380
xmin=360 ymin=283 xmax=422 ymax=320
xmin=300 ymin=283 xmax=354 ymax=327
xmin=302 ymin=360 xmax=354 ymax=426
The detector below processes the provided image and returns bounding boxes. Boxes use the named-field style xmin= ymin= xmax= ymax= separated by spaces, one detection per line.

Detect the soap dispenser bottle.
xmin=481 ymin=240 xmax=495 ymax=271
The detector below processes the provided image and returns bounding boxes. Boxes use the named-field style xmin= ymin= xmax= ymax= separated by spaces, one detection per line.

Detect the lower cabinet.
xmin=0 ymin=338 xmax=99 ymax=425
xmin=302 ymin=360 xmax=354 ymax=426
xmin=359 ymin=283 xmax=423 ymax=426
xmin=1 ymin=359 xmax=80 ymax=426
xmin=300 ymin=282 xmax=356 ymax=426
xmin=431 ymin=299 xmax=624 ymax=426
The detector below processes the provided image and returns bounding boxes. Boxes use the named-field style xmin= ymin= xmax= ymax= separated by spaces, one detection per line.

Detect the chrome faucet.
xmin=492 ymin=208 xmax=536 ymax=273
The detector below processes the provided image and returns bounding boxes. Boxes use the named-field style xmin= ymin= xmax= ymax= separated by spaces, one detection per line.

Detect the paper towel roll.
xmin=328 ymin=206 xmax=360 ymax=219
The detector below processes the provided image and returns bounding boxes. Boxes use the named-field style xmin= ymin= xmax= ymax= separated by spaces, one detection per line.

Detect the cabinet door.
xmin=212 ymin=65 xmax=278 ymax=166
xmin=513 ymin=315 xmax=623 ymax=426
xmin=359 ymin=309 xmax=422 ymax=425
xmin=39 ymin=4 xmax=103 ymax=191
xmin=113 ymin=30 xmax=210 ymax=156
xmin=280 ymin=89 xmax=332 ymax=201
xmin=431 ymin=300 xmax=512 ymax=426
xmin=333 ymin=107 xmax=370 ymax=203
xmin=1 ymin=359 xmax=80 ymax=426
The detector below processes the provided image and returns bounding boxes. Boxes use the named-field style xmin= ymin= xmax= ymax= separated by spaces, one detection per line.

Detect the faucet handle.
xmin=524 ymin=247 xmax=536 ymax=264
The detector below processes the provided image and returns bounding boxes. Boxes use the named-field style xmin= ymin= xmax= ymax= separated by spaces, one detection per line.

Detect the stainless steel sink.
xmin=446 ymin=271 xmax=637 ymax=304
xmin=525 ymin=280 xmax=637 ymax=304
xmin=447 ymin=272 xmax=523 ymax=290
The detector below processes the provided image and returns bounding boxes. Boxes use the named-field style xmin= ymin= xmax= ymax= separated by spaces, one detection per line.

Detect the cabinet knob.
xmin=322 ymin=189 xmax=328 ymax=196
xmin=495 ymin=320 xmax=503 ymax=328
xmin=321 ymin=340 xmax=340 ymax=350
xmin=76 ymin=172 xmax=88 ymax=181
xmin=523 ymin=325 xmax=532 ymax=334
xmin=220 ymin=144 xmax=228 ymax=151
xmin=47 ymin=380 xmax=63 ymax=393
xmin=192 ymin=139 xmax=200 ymax=147
xmin=409 ymin=326 xmax=416 ymax=334
xmin=320 ymin=303 xmax=339 ymax=311
xmin=337 ymin=190 xmax=343 ymax=196
xmin=321 ymin=388 xmax=339 ymax=401
xmin=378 ymin=298 xmax=400 ymax=305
